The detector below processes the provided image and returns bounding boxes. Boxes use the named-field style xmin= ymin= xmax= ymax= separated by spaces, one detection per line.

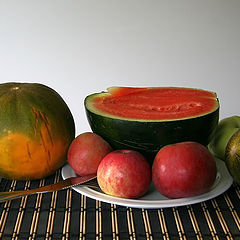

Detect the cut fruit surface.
xmin=86 ymin=87 xmax=218 ymax=121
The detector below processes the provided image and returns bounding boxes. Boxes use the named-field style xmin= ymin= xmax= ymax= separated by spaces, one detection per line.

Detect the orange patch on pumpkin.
xmin=0 ymin=124 xmax=68 ymax=180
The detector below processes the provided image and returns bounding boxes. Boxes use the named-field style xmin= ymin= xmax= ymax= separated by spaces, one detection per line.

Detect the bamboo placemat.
xmin=0 ymin=170 xmax=239 ymax=240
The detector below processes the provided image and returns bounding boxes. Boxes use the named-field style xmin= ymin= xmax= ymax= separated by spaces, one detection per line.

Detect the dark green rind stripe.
xmin=85 ymin=107 xmax=219 ymax=164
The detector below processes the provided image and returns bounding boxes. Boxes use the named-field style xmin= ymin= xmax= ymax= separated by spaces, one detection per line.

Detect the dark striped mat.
xmin=0 ymin=170 xmax=239 ymax=240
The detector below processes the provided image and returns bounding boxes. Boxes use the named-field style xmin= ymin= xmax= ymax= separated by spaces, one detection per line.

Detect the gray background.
xmin=0 ymin=0 xmax=239 ymax=134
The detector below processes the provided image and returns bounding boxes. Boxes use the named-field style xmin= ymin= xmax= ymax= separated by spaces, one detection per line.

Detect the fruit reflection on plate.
xmin=61 ymin=158 xmax=233 ymax=209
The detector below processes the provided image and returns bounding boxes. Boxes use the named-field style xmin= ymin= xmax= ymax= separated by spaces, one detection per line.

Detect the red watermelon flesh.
xmin=92 ymin=87 xmax=218 ymax=120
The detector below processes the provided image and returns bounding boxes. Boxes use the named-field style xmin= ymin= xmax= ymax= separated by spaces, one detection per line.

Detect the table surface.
xmin=0 ymin=169 xmax=239 ymax=240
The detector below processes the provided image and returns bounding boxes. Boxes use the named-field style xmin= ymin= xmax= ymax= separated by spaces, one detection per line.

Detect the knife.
xmin=0 ymin=174 xmax=97 ymax=202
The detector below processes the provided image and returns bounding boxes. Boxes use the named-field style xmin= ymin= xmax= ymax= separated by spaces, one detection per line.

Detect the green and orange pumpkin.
xmin=0 ymin=82 xmax=75 ymax=180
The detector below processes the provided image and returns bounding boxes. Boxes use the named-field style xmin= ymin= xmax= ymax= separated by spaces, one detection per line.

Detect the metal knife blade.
xmin=0 ymin=174 xmax=97 ymax=202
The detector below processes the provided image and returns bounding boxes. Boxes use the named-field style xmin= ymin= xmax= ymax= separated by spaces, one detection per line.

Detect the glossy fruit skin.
xmin=97 ymin=150 xmax=151 ymax=199
xmin=208 ymin=116 xmax=240 ymax=160
xmin=67 ymin=132 xmax=112 ymax=176
xmin=225 ymin=129 xmax=240 ymax=185
xmin=85 ymin=87 xmax=219 ymax=164
xmin=0 ymin=82 xmax=75 ymax=180
xmin=152 ymin=141 xmax=217 ymax=199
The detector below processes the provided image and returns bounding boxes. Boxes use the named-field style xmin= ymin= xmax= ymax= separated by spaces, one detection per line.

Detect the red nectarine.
xmin=67 ymin=132 xmax=112 ymax=176
xmin=152 ymin=141 xmax=217 ymax=199
xmin=97 ymin=150 xmax=151 ymax=199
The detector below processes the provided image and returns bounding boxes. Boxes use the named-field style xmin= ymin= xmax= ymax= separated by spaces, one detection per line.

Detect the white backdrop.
xmin=0 ymin=1 xmax=240 ymax=135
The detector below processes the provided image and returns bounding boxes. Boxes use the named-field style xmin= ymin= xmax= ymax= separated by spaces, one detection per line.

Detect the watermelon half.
xmin=84 ymin=87 xmax=219 ymax=162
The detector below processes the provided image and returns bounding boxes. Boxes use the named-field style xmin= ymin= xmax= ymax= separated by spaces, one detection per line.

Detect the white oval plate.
xmin=61 ymin=158 xmax=233 ymax=209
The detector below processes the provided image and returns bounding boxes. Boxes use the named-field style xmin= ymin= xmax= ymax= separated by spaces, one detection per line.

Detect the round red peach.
xmin=67 ymin=132 xmax=112 ymax=176
xmin=152 ymin=141 xmax=217 ymax=199
xmin=97 ymin=149 xmax=151 ymax=199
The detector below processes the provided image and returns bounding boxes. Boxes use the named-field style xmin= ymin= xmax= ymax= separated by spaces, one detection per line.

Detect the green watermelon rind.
xmin=84 ymin=87 xmax=219 ymax=162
